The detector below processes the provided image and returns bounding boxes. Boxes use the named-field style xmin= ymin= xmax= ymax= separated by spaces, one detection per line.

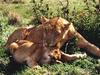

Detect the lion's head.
xmin=41 ymin=17 xmax=76 ymax=48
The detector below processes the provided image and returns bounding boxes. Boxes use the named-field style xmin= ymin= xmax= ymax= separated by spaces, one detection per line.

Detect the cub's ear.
xmin=40 ymin=16 xmax=49 ymax=24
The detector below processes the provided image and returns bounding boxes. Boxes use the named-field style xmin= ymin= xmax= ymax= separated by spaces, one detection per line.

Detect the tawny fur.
xmin=9 ymin=40 xmax=54 ymax=67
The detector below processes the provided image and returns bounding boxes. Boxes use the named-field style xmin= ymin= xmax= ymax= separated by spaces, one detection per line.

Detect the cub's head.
xmin=50 ymin=49 xmax=61 ymax=60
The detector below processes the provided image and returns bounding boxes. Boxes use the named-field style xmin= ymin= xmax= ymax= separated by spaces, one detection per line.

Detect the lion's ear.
xmin=49 ymin=17 xmax=59 ymax=25
xmin=40 ymin=16 xmax=49 ymax=24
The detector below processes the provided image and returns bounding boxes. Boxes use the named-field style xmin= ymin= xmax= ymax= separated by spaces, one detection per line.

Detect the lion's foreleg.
xmin=60 ymin=51 xmax=86 ymax=62
xmin=75 ymin=32 xmax=100 ymax=57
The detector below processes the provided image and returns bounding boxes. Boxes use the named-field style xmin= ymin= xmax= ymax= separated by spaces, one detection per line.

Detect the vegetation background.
xmin=0 ymin=0 xmax=100 ymax=75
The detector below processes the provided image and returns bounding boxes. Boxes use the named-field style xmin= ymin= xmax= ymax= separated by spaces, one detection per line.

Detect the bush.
xmin=8 ymin=12 xmax=22 ymax=25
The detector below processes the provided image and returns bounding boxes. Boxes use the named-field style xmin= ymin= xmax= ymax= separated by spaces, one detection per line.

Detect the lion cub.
xmin=9 ymin=40 xmax=59 ymax=67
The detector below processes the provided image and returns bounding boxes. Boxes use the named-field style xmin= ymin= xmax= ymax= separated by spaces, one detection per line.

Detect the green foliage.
xmin=17 ymin=64 xmax=90 ymax=75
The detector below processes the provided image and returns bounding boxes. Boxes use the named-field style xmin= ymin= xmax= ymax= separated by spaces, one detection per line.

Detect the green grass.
xmin=0 ymin=0 xmax=100 ymax=75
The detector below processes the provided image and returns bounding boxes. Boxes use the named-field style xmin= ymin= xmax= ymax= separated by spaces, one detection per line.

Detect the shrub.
xmin=8 ymin=12 xmax=22 ymax=25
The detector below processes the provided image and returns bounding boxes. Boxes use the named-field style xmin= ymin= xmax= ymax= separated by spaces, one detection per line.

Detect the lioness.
xmin=40 ymin=17 xmax=100 ymax=57
xmin=6 ymin=17 xmax=100 ymax=67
